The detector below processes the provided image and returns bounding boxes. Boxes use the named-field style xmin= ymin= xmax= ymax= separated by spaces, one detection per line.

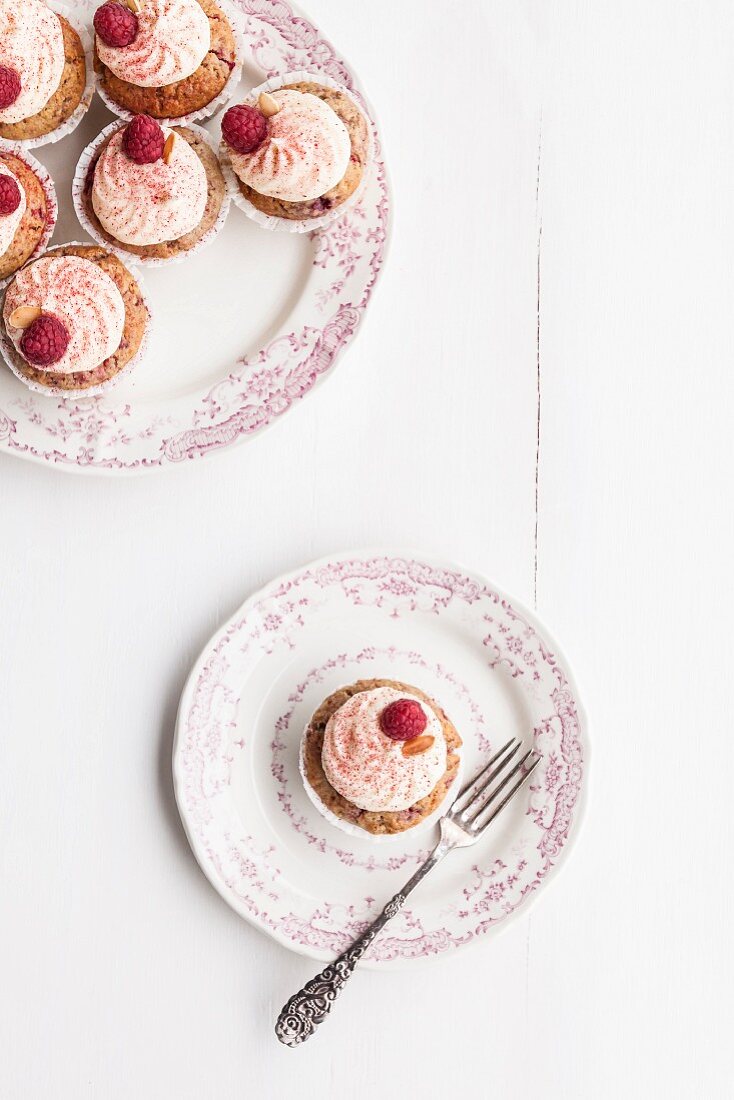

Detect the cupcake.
xmin=220 ymin=73 xmax=372 ymax=233
xmin=74 ymin=115 xmax=228 ymax=265
xmin=93 ymin=0 xmax=241 ymax=122
xmin=300 ymin=680 xmax=462 ymax=837
xmin=0 ymin=144 xmax=57 ymax=283
xmin=0 ymin=243 xmax=150 ymax=395
xmin=0 ymin=0 xmax=90 ymax=145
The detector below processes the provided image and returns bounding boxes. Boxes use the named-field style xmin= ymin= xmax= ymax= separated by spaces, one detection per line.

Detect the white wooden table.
xmin=1 ymin=2 xmax=732 ymax=1095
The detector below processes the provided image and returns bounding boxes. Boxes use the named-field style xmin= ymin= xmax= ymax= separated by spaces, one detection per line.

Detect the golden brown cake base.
xmin=302 ymin=679 xmax=462 ymax=836
xmin=0 ymin=153 xmax=53 ymax=281
xmin=80 ymin=126 xmax=226 ymax=261
xmin=0 ymin=18 xmax=86 ymax=142
xmin=94 ymin=0 xmax=237 ymax=120
xmin=235 ymin=82 xmax=370 ymax=222
xmin=2 ymin=244 xmax=148 ymax=392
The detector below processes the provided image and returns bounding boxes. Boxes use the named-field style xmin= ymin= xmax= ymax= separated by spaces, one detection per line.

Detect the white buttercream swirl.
xmin=3 ymin=255 xmax=125 ymax=374
xmin=229 ymin=89 xmax=351 ymax=202
xmin=321 ymin=687 xmax=447 ymax=813
xmin=91 ymin=126 xmax=207 ymax=245
xmin=0 ymin=160 xmax=26 ymax=258
xmin=96 ymin=0 xmax=210 ymax=88
xmin=0 ymin=0 xmax=65 ymax=124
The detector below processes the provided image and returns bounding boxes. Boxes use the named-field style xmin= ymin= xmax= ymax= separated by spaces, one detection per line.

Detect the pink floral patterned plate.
xmin=0 ymin=0 xmax=390 ymax=474
xmin=173 ymin=552 xmax=589 ymax=968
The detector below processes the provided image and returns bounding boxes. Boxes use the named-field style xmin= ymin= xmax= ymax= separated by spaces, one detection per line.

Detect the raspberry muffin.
xmin=74 ymin=114 xmax=228 ymax=264
xmin=0 ymin=145 xmax=57 ymax=283
xmin=0 ymin=243 xmax=150 ymax=394
xmin=0 ymin=0 xmax=89 ymax=145
xmin=301 ymin=680 xmax=462 ymax=836
xmin=93 ymin=0 xmax=240 ymax=122
xmin=220 ymin=74 xmax=372 ymax=232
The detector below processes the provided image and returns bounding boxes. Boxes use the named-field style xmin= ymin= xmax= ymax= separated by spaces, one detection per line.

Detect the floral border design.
xmin=0 ymin=0 xmax=390 ymax=473
xmin=175 ymin=556 xmax=587 ymax=964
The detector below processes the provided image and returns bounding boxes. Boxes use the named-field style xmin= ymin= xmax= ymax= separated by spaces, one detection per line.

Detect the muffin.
xmin=0 ymin=0 xmax=90 ymax=145
xmin=0 ymin=243 xmax=150 ymax=394
xmin=93 ymin=0 xmax=241 ymax=122
xmin=74 ymin=115 xmax=228 ymax=265
xmin=220 ymin=73 xmax=372 ymax=232
xmin=301 ymin=680 xmax=462 ymax=836
xmin=0 ymin=144 xmax=57 ymax=283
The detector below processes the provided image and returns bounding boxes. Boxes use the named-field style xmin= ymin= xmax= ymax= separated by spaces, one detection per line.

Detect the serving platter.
xmin=173 ymin=552 xmax=589 ymax=969
xmin=0 ymin=0 xmax=390 ymax=473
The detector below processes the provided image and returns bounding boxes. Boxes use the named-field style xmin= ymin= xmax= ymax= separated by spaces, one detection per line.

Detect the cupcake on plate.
xmin=93 ymin=0 xmax=241 ymax=122
xmin=0 ymin=0 xmax=90 ymax=145
xmin=0 ymin=143 xmax=57 ymax=284
xmin=300 ymin=680 xmax=462 ymax=837
xmin=0 ymin=243 xmax=150 ymax=395
xmin=74 ymin=114 xmax=228 ymax=266
xmin=220 ymin=71 xmax=372 ymax=233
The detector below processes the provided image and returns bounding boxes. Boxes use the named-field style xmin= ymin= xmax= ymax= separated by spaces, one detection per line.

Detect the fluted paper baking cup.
xmin=94 ymin=0 xmax=246 ymax=126
xmin=0 ymin=141 xmax=58 ymax=289
xmin=72 ymin=120 xmax=231 ymax=269
xmin=0 ymin=241 xmax=153 ymax=398
xmin=298 ymin=723 xmax=463 ymax=844
xmin=13 ymin=2 xmax=95 ymax=150
xmin=220 ymin=69 xmax=375 ymax=235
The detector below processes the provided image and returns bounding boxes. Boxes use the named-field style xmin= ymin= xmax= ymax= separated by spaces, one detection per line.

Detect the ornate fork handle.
xmin=275 ymin=843 xmax=449 ymax=1047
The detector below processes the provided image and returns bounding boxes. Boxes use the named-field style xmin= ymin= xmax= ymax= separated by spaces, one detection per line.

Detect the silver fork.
xmin=275 ymin=738 xmax=541 ymax=1047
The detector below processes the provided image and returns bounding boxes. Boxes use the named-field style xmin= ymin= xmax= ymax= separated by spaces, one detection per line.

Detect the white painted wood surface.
xmin=1 ymin=1 xmax=732 ymax=1095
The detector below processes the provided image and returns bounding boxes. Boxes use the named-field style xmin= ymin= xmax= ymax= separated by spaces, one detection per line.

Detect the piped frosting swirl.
xmin=228 ymin=89 xmax=351 ymax=202
xmin=3 ymin=255 xmax=125 ymax=374
xmin=321 ymin=687 xmax=447 ymax=813
xmin=91 ymin=126 xmax=207 ymax=245
xmin=96 ymin=0 xmax=210 ymax=88
xmin=0 ymin=0 xmax=65 ymax=124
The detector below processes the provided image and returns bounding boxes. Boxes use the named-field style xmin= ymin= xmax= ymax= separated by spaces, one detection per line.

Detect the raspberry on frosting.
xmin=379 ymin=699 xmax=429 ymax=741
xmin=94 ymin=1 xmax=139 ymax=48
xmin=122 ymin=114 xmax=165 ymax=164
xmin=221 ymin=104 xmax=268 ymax=155
xmin=0 ymin=174 xmax=21 ymax=216
xmin=0 ymin=65 xmax=21 ymax=110
xmin=20 ymin=314 xmax=70 ymax=367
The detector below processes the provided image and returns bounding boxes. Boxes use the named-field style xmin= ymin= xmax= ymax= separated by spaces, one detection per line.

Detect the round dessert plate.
xmin=0 ymin=0 xmax=389 ymax=474
xmin=174 ymin=552 xmax=589 ymax=969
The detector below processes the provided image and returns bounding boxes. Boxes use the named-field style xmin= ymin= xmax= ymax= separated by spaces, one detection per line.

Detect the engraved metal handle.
xmin=275 ymin=842 xmax=450 ymax=1047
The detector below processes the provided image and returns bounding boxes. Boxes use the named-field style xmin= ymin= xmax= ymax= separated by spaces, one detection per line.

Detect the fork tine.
xmin=465 ymin=749 xmax=537 ymax=823
xmin=452 ymin=738 xmax=520 ymax=814
xmin=472 ymin=753 xmax=542 ymax=833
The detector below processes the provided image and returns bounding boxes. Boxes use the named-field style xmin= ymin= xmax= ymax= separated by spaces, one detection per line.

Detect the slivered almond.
xmin=8 ymin=306 xmax=41 ymax=329
xmin=162 ymin=131 xmax=176 ymax=165
xmin=126 ymin=0 xmax=142 ymax=13
xmin=258 ymin=92 xmax=281 ymax=117
xmin=401 ymin=734 xmax=435 ymax=757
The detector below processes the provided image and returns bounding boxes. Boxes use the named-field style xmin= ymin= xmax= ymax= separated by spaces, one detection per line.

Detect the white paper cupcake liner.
xmin=14 ymin=2 xmax=95 ymax=150
xmin=220 ymin=69 xmax=375 ymax=235
xmin=0 ymin=240 xmax=153 ymax=398
xmin=0 ymin=142 xmax=58 ymax=289
xmin=72 ymin=120 xmax=231 ymax=269
xmin=94 ymin=0 xmax=246 ymax=126
xmin=298 ymin=722 xmax=463 ymax=844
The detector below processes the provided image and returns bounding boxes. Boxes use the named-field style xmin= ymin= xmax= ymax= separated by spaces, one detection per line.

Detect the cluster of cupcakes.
xmin=0 ymin=0 xmax=373 ymax=397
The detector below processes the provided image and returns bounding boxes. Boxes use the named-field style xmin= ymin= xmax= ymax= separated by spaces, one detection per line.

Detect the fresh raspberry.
xmin=221 ymin=104 xmax=268 ymax=154
xmin=20 ymin=315 xmax=70 ymax=367
xmin=0 ymin=175 xmax=21 ymax=216
xmin=379 ymin=699 xmax=428 ymax=742
xmin=122 ymin=115 xmax=165 ymax=164
xmin=0 ymin=65 xmax=21 ymax=110
xmin=93 ymin=2 xmax=139 ymax=48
